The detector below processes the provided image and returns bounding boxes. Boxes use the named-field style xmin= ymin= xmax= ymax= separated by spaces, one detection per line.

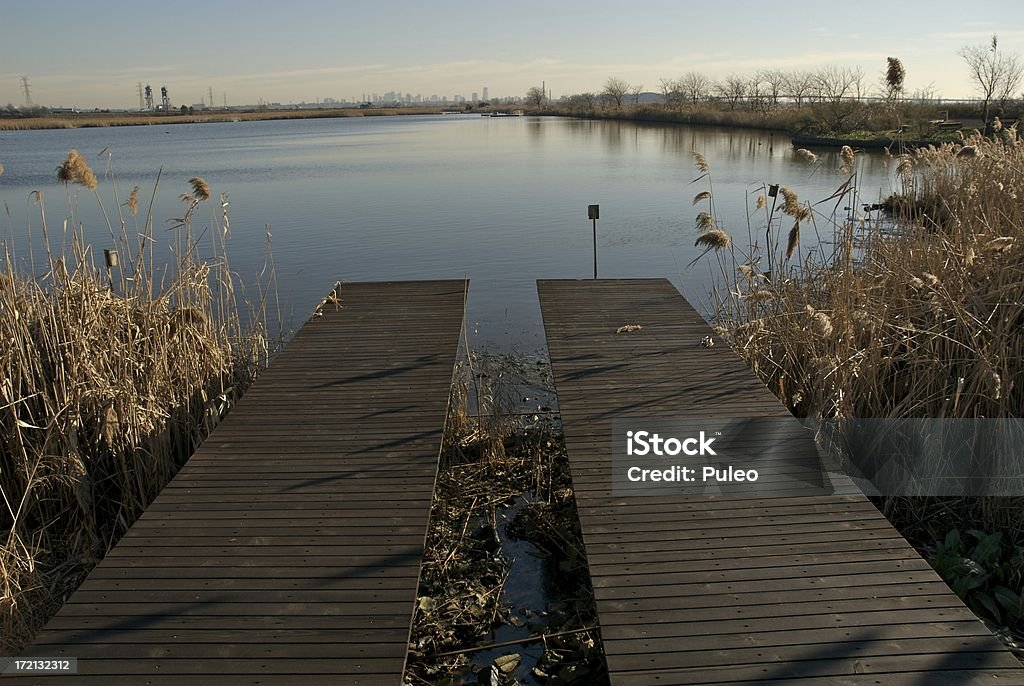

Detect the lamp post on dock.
xmin=588 ymin=204 xmax=599 ymax=279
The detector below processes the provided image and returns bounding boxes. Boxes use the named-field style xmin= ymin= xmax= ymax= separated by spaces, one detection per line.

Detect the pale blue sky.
xmin=2 ymin=1 xmax=1022 ymax=107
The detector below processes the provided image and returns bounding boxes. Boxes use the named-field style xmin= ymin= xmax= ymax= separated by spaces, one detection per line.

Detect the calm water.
xmin=0 ymin=115 xmax=896 ymax=352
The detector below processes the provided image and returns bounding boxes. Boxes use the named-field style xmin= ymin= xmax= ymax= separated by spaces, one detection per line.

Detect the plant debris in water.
xmin=405 ymin=355 xmax=608 ymax=685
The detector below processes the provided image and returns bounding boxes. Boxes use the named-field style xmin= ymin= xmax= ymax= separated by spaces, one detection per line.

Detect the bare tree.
xmin=715 ymin=74 xmax=747 ymax=111
xmin=658 ymin=77 xmax=677 ymax=105
xmin=758 ymin=69 xmax=787 ymax=108
xmin=630 ymin=83 xmax=644 ymax=105
xmin=815 ymin=66 xmax=859 ymax=103
xmin=785 ymin=71 xmax=816 ymax=108
xmin=678 ymin=71 xmax=710 ymax=105
xmin=851 ymin=66 xmax=866 ymax=102
xmin=747 ymin=75 xmax=766 ymax=112
xmin=960 ymin=34 xmax=1024 ymax=127
xmin=601 ymin=77 xmax=630 ymax=108
xmin=526 ymin=86 xmax=546 ymax=107
xmin=566 ymin=92 xmax=597 ymax=114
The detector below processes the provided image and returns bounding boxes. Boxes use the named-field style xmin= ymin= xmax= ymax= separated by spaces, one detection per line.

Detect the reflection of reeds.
xmin=1 ymin=152 xmax=274 ymax=652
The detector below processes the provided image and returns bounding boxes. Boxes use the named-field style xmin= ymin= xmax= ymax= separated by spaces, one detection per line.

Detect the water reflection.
xmin=0 ymin=115 xmax=894 ymax=352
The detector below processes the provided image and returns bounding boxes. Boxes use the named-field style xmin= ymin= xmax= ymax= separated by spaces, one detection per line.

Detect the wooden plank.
xmin=537 ymin=278 xmax=1024 ymax=685
xmin=14 ymin=280 xmax=466 ymax=684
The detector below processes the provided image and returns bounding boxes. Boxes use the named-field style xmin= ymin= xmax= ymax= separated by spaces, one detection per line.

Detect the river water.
xmin=0 ymin=115 xmax=896 ymax=352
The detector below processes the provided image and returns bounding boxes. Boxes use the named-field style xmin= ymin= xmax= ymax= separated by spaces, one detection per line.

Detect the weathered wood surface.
xmin=14 ymin=280 xmax=466 ymax=685
xmin=538 ymin=278 xmax=1024 ymax=685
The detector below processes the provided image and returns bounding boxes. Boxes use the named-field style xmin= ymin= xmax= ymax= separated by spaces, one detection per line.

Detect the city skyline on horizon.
xmin=3 ymin=1 xmax=1023 ymax=110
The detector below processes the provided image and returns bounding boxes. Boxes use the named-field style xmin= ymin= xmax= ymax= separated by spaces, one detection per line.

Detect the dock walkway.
xmin=18 ymin=280 xmax=467 ymax=685
xmin=538 ymin=278 xmax=1024 ymax=685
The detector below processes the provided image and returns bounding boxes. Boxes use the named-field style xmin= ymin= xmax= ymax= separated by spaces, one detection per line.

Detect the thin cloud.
xmin=927 ymin=30 xmax=1024 ymax=42
xmin=223 ymin=64 xmax=391 ymax=83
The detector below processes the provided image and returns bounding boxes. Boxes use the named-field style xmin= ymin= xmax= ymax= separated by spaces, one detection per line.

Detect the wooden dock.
xmin=16 ymin=281 xmax=466 ymax=685
xmin=538 ymin=279 xmax=1024 ymax=685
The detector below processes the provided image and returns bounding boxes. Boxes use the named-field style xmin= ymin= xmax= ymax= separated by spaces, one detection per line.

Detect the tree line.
xmin=534 ymin=34 xmax=1022 ymax=126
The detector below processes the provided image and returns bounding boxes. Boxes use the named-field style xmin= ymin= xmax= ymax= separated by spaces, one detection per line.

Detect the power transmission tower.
xmin=20 ymin=76 xmax=32 ymax=106
xmin=137 ymin=82 xmax=144 ymax=110
xmin=209 ymin=86 xmax=214 ymax=109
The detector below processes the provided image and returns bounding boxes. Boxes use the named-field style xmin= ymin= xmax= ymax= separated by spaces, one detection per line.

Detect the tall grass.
xmin=0 ymin=107 xmax=443 ymax=131
xmin=0 ymin=150 xmax=272 ymax=652
xmin=545 ymin=100 xmax=983 ymax=139
xmin=699 ymin=129 xmax=1024 ymax=536
xmin=705 ymin=130 xmax=1023 ymax=421
xmin=696 ymin=127 xmax=1024 ymax=645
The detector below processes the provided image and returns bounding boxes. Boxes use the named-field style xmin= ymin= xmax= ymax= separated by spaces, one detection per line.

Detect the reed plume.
xmin=692 ymin=151 xmax=709 ymax=173
xmin=189 ymin=177 xmax=211 ymax=201
xmin=125 ymin=186 xmax=139 ymax=216
xmin=55 ymin=149 xmax=97 ymax=190
xmin=839 ymin=145 xmax=855 ymax=173
xmin=796 ymin=148 xmax=818 ymax=164
xmin=785 ymin=220 xmax=800 ymax=262
xmin=696 ymin=211 xmax=714 ymax=231
xmin=695 ymin=228 xmax=731 ymax=250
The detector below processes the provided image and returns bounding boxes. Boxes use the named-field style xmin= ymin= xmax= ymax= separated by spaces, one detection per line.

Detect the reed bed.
xmin=695 ymin=130 xmax=1024 ymax=640
xmin=0 ymin=107 xmax=442 ymax=131
xmin=705 ymin=131 xmax=1023 ymax=425
xmin=0 ymin=151 xmax=272 ymax=652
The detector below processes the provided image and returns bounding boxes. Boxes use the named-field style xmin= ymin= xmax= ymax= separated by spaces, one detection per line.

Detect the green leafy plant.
xmin=929 ymin=528 xmax=1024 ymax=629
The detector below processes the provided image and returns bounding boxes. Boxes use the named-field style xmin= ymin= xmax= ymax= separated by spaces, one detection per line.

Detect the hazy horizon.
xmin=3 ymin=0 xmax=1023 ymax=109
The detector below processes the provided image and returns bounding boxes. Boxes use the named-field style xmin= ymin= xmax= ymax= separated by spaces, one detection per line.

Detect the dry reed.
xmin=702 ymin=131 xmax=1024 ymax=542
xmin=1 ymin=152 xmax=272 ymax=652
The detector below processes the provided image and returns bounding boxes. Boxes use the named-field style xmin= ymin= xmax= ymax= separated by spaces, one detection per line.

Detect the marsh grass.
xmin=704 ymin=131 xmax=1023 ymax=423
xmin=696 ymin=129 xmax=1024 ymax=641
xmin=687 ymin=126 xmax=1024 ymax=653
xmin=0 ymin=107 xmax=442 ymax=131
xmin=0 ymin=150 xmax=272 ymax=652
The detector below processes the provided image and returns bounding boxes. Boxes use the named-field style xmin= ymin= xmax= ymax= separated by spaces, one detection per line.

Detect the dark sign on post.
xmin=588 ymin=204 xmax=599 ymax=220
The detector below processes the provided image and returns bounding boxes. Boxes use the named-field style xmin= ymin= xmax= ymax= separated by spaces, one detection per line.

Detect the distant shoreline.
xmin=0 ymin=107 xmax=448 ymax=131
xmin=536 ymin=104 xmax=976 ymax=150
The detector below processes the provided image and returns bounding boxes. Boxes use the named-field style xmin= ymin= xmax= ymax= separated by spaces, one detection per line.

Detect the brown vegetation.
xmin=406 ymin=355 xmax=606 ymax=684
xmin=0 ymin=107 xmax=442 ymax=131
xmin=0 ymin=152 xmax=273 ymax=652
xmin=694 ymin=126 xmax=1024 ymax=649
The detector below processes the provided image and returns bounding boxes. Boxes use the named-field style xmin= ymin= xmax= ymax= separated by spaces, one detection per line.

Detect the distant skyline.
xmin=3 ymin=1 xmax=1023 ymax=109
